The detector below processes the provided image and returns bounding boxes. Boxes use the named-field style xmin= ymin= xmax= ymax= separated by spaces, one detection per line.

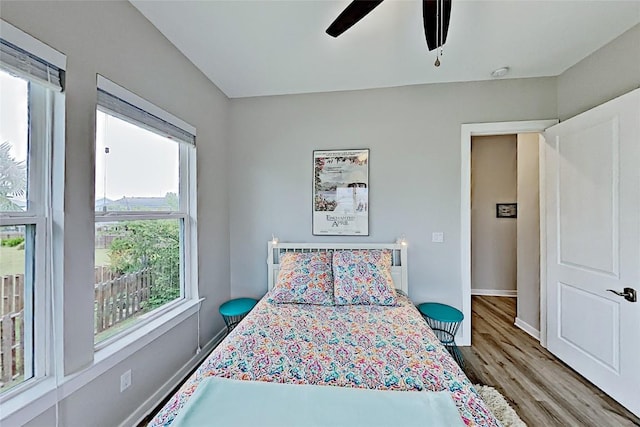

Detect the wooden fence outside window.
xmin=0 ymin=267 xmax=151 ymax=389
xmin=94 ymin=266 xmax=152 ymax=333
xmin=0 ymin=274 xmax=24 ymax=389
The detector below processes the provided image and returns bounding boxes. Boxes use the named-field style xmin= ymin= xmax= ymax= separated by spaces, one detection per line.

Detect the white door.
xmin=544 ymin=89 xmax=640 ymax=416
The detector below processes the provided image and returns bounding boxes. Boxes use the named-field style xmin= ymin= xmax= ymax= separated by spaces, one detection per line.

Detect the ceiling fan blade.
xmin=423 ymin=0 xmax=452 ymax=51
xmin=326 ymin=0 xmax=385 ymax=37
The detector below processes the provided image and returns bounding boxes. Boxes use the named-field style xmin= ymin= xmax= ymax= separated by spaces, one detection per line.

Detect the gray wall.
xmin=470 ymin=135 xmax=517 ymax=293
xmin=229 ymin=78 xmax=557 ymax=309
xmin=1 ymin=1 xmax=230 ymax=425
xmin=558 ymin=24 xmax=640 ymax=121
xmin=516 ymin=133 xmax=541 ymax=332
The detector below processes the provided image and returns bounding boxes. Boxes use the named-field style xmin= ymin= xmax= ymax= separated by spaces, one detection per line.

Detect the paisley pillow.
xmin=268 ymin=252 xmax=334 ymax=305
xmin=333 ymin=249 xmax=397 ymax=306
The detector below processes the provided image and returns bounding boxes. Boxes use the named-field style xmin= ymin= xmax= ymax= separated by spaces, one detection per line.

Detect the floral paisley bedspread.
xmin=150 ymin=293 xmax=499 ymax=426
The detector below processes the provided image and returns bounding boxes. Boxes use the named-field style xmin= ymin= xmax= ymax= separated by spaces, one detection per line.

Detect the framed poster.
xmin=313 ymin=149 xmax=369 ymax=236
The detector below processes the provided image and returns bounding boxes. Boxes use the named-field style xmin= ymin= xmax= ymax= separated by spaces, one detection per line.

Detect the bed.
xmin=149 ymin=243 xmax=499 ymax=426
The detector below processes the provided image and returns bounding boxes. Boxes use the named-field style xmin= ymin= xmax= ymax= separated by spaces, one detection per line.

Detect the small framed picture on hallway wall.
xmin=496 ymin=203 xmax=517 ymax=218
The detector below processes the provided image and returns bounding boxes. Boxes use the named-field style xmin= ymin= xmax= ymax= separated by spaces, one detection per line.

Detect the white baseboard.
xmin=514 ymin=317 xmax=541 ymax=341
xmin=122 ymin=327 xmax=227 ymax=427
xmin=471 ymin=289 xmax=517 ymax=297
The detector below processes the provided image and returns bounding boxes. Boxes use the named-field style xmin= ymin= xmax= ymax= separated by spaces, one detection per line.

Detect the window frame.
xmin=0 ymin=72 xmax=55 ymax=398
xmin=93 ymin=79 xmax=198 ymax=350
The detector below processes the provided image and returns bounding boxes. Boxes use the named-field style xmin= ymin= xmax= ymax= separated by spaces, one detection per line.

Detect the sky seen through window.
xmin=1 ymin=69 xmax=179 ymax=208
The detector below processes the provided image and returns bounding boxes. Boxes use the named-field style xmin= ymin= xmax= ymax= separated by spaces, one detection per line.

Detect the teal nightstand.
xmin=219 ymin=298 xmax=258 ymax=334
xmin=418 ymin=302 xmax=464 ymax=368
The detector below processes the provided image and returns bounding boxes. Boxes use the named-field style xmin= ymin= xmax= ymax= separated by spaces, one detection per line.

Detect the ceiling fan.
xmin=326 ymin=0 xmax=452 ymax=64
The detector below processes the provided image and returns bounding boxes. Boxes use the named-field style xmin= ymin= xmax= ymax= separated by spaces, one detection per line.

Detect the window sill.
xmin=67 ymin=298 xmax=203 ymax=394
xmin=0 ymin=298 xmax=203 ymax=426
xmin=0 ymin=377 xmax=58 ymax=426
xmin=94 ymin=297 xmax=191 ymax=351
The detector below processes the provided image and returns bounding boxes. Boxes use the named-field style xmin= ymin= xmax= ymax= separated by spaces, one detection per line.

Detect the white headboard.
xmin=267 ymin=242 xmax=408 ymax=295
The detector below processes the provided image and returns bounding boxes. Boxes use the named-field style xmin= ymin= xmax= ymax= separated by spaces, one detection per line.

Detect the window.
xmin=94 ymin=76 xmax=196 ymax=345
xmin=0 ymin=69 xmax=32 ymax=393
xmin=0 ymin=26 xmax=64 ymax=394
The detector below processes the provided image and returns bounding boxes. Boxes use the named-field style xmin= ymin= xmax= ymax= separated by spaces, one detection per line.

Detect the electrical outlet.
xmin=120 ymin=369 xmax=132 ymax=392
xmin=432 ymin=232 xmax=444 ymax=243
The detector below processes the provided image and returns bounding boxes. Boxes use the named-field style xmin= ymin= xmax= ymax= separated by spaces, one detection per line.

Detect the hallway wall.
xmin=516 ymin=133 xmax=541 ymax=334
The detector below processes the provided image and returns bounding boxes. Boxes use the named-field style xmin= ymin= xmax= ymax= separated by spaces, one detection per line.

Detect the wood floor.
xmin=461 ymin=296 xmax=639 ymax=427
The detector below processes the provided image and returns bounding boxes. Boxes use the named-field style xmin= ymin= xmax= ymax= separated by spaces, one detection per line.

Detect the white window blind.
xmin=0 ymin=39 xmax=63 ymax=91
xmin=96 ymin=76 xmax=196 ymax=146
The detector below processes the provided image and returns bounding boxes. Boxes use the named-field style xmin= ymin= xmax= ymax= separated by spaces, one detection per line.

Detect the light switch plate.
xmin=432 ymin=232 xmax=444 ymax=243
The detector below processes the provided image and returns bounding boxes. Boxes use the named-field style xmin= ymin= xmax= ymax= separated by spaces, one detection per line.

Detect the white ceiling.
xmin=130 ymin=0 xmax=640 ymax=99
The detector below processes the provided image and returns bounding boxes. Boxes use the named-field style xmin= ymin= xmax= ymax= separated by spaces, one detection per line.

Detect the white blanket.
xmin=171 ymin=377 xmax=466 ymax=427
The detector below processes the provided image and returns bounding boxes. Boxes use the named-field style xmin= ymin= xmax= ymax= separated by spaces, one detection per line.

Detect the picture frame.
xmin=496 ymin=203 xmax=517 ymax=218
xmin=313 ymin=149 xmax=369 ymax=236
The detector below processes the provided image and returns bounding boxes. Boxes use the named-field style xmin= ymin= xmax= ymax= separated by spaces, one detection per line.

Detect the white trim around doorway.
xmin=460 ymin=120 xmax=557 ymax=347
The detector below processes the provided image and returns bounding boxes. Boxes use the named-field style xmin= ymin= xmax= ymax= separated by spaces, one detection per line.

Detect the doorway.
xmin=470 ymin=133 xmax=542 ymax=340
xmin=460 ymin=120 xmax=557 ymax=346
xmin=470 ymin=134 xmax=518 ymax=303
